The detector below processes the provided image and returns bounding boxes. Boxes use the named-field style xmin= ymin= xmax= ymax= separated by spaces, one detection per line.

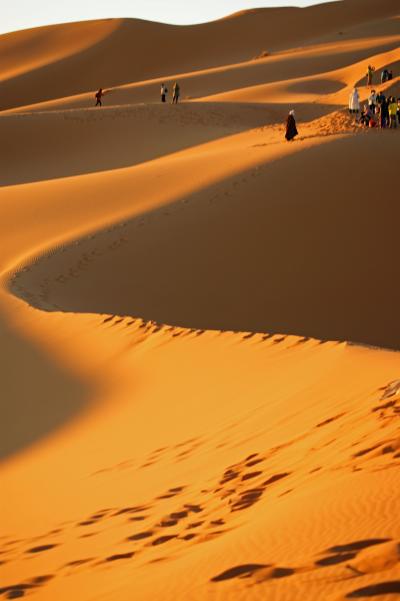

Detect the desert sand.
xmin=1 ymin=0 xmax=400 ymax=599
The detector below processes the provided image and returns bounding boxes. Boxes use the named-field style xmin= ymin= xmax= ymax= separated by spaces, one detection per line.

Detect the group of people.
xmin=160 ymin=82 xmax=180 ymax=104
xmin=93 ymin=82 xmax=181 ymax=107
xmin=365 ymin=64 xmax=394 ymax=86
xmin=93 ymin=65 xmax=397 ymax=141
xmin=381 ymin=68 xmax=394 ymax=83
xmin=349 ymin=87 xmax=400 ymax=129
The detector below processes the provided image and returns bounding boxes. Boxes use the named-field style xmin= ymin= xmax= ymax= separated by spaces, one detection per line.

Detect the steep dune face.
xmin=0 ymin=20 xmax=120 ymax=81
xmin=0 ymin=0 xmax=399 ymax=111
xmin=0 ymin=103 xmax=269 ymax=185
xmin=6 ymin=129 xmax=400 ymax=350
xmin=1 ymin=2 xmax=400 ymax=601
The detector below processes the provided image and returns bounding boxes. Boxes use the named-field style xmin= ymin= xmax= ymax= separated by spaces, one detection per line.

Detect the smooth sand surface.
xmin=1 ymin=1 xmax=400 ymax=600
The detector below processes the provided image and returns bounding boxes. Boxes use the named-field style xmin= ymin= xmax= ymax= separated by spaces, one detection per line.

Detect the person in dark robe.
xmin=285 ymin=110 xmax=298 ymax=141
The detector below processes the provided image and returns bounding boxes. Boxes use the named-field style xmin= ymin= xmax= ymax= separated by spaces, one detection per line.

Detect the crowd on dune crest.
xmin=349 ymin=65 xmax=399 ymax=129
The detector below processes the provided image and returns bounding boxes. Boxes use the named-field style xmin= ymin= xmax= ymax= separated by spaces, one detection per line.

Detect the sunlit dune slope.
xmin=1 ymin=311 xmax=400 ymax=601
xmin=0 ymin=20 xmax=119 ymax=81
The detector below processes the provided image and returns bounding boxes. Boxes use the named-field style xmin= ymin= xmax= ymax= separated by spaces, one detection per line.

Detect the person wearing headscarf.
xmin=160 ymin=83 xmax=168 ymax=103
xmin=348 ymin=88 xmax=360 ymax=114
xmin=285 ymin=109 xmax=298 ymax=141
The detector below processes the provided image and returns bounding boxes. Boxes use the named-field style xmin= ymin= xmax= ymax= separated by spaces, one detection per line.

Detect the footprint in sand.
xmin=26 ymin=544 xmax=58 ymax=554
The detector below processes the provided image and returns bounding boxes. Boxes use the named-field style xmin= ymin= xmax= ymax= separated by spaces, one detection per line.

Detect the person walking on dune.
xmin=348 ymin=88 xmax=360 ymax=116
xmin=161 ymin=83 xmax=168 ymax=103
xmin=285 ymin=110 xmax=298 ymax=141
xmin=172 ymin=82 xmax=180 ymax=104
xmin=95 ymin=88 xmax=104 ymax=107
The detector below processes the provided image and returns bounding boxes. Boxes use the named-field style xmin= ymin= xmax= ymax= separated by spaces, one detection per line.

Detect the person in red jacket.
xmin=95 ymin=88 xmax=104 ymax=107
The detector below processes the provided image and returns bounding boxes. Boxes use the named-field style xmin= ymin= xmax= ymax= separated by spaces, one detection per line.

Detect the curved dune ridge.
xmin=1 ymin=2 xmax=400 ymax=601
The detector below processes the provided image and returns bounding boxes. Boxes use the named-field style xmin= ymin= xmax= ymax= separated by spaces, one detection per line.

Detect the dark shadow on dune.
xmin=327 ymin=539 xmax=391 ymax=553
xmin=211 ymin=563 xmax=269 ymax=581
xmin=0 ymin=312 xmax=91 ymax=461
xmin=346 ymin=581 xmax=400 ymax=597
xmin=1 ymin=102 xmax=338 ymax=187
xmin=8 ymin=132 xmax=400 ymax=350
xmin=316 ymin=552 xmax=356 ymax=566
xmin=0 ymin=575 xmax=54 ymax=599
xmin=286 ymin=79 xmax=345 ymax=94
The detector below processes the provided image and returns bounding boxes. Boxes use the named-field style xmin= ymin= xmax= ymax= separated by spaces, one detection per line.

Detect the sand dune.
xmin=4 ymin=20 xmax=400 ymax=114
xmin=1 ymin=0 xmax=399 ymax=112
xmin=5 ymin=126 xmax=400 ymax=349
xmin=1 ymin=1 xmax=400 ymax=600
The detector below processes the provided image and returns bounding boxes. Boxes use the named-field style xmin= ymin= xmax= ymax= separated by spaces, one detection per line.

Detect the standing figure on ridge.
xmin=172 ymin=82 xmax=180 ymax=104
xmin=366 ymin=64 xmax=375 ymax=86
xmin=285 ymin=110 xmax=298 ymax=141
xmin=161 ymin=83 xmax=168 ymax=103
xmin=348 ymin=87 xmax=360 ymax=116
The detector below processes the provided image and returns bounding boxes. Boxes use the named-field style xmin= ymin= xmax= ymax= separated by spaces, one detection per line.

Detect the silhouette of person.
xmin=285 ymin=110 xmax=298 ymax=141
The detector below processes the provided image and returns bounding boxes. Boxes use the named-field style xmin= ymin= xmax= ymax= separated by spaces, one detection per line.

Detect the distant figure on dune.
xmin=360 ymin=104 xmax=374 ymax=127
xmin=376 ymin=90 xmax=386 ymax=108
xmin=379 ymin=96 xmax=389 ymax=128
xmin=366 ymin=64 xmax=375 ymax=86
xmin=381 ymin=69 xmax=388 ymax=84
xmin=368 ymin=89 xmax=377 ymax=113
xmin=95 ymin=88 xmax=104 ymax=107
xmin=348 ymin=88 xmax=360 ymax=115
xmin=285 ymin=110 xmax=298 ymax=141
xmin=172 ymin=82 xmax=180 ymax=104
xmin=161 ymin=83 xmax=168 ymax=103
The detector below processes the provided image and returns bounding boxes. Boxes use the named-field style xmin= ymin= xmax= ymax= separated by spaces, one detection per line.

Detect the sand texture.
xmin=1 ymin=1 xmax=400 ymax=600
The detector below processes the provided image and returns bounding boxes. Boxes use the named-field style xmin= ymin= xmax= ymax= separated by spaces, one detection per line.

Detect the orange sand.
xmin=1 ymin=2 xmax=400 ymax=600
